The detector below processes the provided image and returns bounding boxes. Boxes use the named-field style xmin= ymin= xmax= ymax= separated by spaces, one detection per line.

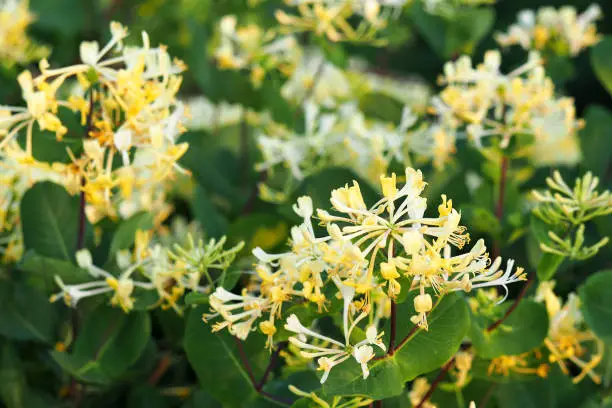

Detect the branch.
xmin=234 ymin=337 xmax=292 ymax=407
xmin=478 ymin=383 xmax=498 ymax=408
xmin=415 ymin=358 xmax=455 ymax=408
xmin=486 ymin=277 xmax=533 ymax=332
xmin=388 ymin=300 xmax=397 ymax=354
xmin=148 ymin=353 xmax=172 ymax=385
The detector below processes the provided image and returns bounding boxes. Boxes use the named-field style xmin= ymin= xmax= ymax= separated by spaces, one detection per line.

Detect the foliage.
xmin=0 ymin=0 xmax=611 ymax=407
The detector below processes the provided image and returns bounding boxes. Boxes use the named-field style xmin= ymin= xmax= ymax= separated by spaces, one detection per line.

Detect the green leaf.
xmin=579 ymin=105 xmax=612 ymax=177
xmin=591 ymin=37 xmax=612 ymax=98
xmin=411 ymin=5 xmax=495 ymax=58
xmin=579 ymin=270 xmax=612 ymax=342
xmin=0 ymin=280 xmax=58 ymax=344
xmin=20 ymin=182 xmax=80 ymax=261
xmin=537 ymin=252 xmax=565 ymax=281
xmin=358 ymin=93 xmax=404 ymax=123
xmin=108 ymin=212 xmax=154 ymax=261
xmin=295 ymin=168 xmax=378 ymax=212
xmin=184 ymin=305 xmax=258 ymax=407
xmin=19 ymin=250 xmax=90 ymax=292
xmin=191 ymin=185 xmax=228 ymax=239
xmin=127 ymin=385 xmax=170 ymax=408
xmin=470 ymin=300 xmax=548 ymax=359
xmin=182 ymin=390 xmax=222 ymax=408
xmin=393 ymin=292 xmax=470 ymax=380
xmin=322 ymin=358 xmax=405 ymax=400
xmin=30 ymin=0 xmax=87 ymax=36
xmin=323 ymin=293 xmax=470 ymax=399
xmin=51 ymin=306 xmax=151 ymax=383
xmin=0 ymin=342 xmax=27 ymax=408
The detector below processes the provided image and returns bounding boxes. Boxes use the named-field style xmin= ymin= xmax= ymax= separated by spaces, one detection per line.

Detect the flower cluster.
xmin=0 ymin=22 xmax=189 ymax=224
xmin=431 ymin=50 xmax=583 ymax=168
xmin=256 ymin=101 xmax=418 ymax=198
xmin=536 ymin=281 xmax=604 ymax=384
xmin=0 ymin=0 xmax=48 ymax=67
xmin=495 ymin=4 xmax=602 ymax=56
xmin=51 ymin=231 xmax=244 ymax=314
xmin=213 ymin=15 xmax=301 ymax=87
xmin=204 ymin=167 xmax=525 ymax=381
xmin=532 ymin=171 xmax=611 ymax=260
xmin=275 ymin=0 xmax=410 ymax=45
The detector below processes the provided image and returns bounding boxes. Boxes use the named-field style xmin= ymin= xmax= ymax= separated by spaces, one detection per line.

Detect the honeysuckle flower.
xmin=275 ymin=0 xmax=410 ymax=44
xmin=496 ymin=4 xmax=602 ymax=56
xmin=213 ymin=15 xmax=301 ymax=87
xmin=488 ymin=352 xmax=549 ymax=378
xmin=281 ymin=49 xmax=351 ymax=107
xmin=409 ymin=377 xmax=437 ymax=408
xmin=430 ymin=49 xmax=583 ymax=168
xmin=0 ymin=0 xmax=48 ymax=67
xmin=182 ymin=96 xmax=243 ymax=132
xmin=536 ymin=283 xmax=604 ymax=384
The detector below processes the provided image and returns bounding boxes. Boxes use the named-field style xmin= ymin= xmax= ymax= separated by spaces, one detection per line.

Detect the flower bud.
xmin=414 ymin=293 xmax=433 ymax=313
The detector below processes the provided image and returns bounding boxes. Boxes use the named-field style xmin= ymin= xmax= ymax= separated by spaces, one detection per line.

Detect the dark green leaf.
xmin=184 ymin=305 xmax=258 ymax=407
xmin=470 ymin=300 xmax=548 ymax=359
xmin=579 ymin=270 xmax=612 ymax=342
xmin=591 ymin=37 xmax=612 ymax=98
xmin=20 ymin=182 xmax=81 ymax=261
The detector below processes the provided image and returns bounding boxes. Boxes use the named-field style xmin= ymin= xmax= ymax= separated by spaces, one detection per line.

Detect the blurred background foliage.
xmin=0 ymin=0 xmax=611 ymax=407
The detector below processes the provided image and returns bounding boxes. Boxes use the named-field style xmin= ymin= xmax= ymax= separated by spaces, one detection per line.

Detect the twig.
xmin=478 ymin=383 xmax=498 ymax=408
xmin=415 ymin=358 xmax=455 ymax=408
xmin=257 ymin=342 xmax=288 ymax=391
xmin=493 ymin=156 xmax=509 ymax=259
xmin=374 ymin=400 xmax=383 ymax=408
xmin=234 ymin=337 xmax=258 ymax=386
xmin=234 ymin=337 xmax=291 ymax=407
xmin=148 ymin=353 xmax=172 ymax=385
xmin=487 ymin=277 xmax=533 ymax=332
xmin=388 ymin=300 xmax=397 ymax=354
xmin=241 ymin=171 xmax=268 ymax=215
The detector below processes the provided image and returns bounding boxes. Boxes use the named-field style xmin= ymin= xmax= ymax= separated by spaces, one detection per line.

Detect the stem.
xmin=234 ymin=337 xmax=258 ymax=386
xmin=388 ymin=301 xmax=396 ymax=354
xmin=374 ymin=401 xmax=383 ymax=408
xmin=234 ymin=337 xmax=291 ymax=407
xmin=493 ymin=156 xmax=509 ymax=259
xmin=148 ymin=353 xmax=172 ymax=385
xmin=76 ymin=89 xmax=95 ymax=251
xmin=415 ymin=358 xmax=455 ymax=408
xmin=478 ymin=383 xmax=498 ymax=408
xmin=486 ymin=277 xmax=533 ymax=332
xmin=257 ymin=342 xmax=288 ymax=391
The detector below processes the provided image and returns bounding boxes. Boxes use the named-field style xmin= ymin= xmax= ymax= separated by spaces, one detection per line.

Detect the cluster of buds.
xmin=203 ymin=167 xmax=525 ymax=382
xmin=275 ymin=0 xmax=410 ymax=45
xmin=431 ymin=50 xmax=583 ymax=168
xmin=50 ymin=231 xmax=244 ymax=315
xmin=495 ymin=4 xmax=602 ymax=57
xmin=0 ymin=0 xmax=48 ymax=67
xmin=213 ymin=15 xmax=301 ymax=87
xmin=532 ymin=171 xmax=611 ymax=260
xmin=0 ymin=22 xmax=189 ymax=227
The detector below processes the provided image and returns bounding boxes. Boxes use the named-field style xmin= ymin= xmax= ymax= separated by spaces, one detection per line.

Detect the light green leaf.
xmin=537 ymin=252 xmax=565 ymax=281
xmin=19 ymin=250 xmax=90 ymax=293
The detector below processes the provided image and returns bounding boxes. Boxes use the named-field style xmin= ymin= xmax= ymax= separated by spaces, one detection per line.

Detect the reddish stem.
xmin=487 ymin=277 xmax=533 ymax=332
xmin=415 ymin=358 xmax=455 ymax=408
xmin=148 ymin=353 xmax=172 ymax=385
xmin=388 ymin=301 xmax=396 ymax=354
